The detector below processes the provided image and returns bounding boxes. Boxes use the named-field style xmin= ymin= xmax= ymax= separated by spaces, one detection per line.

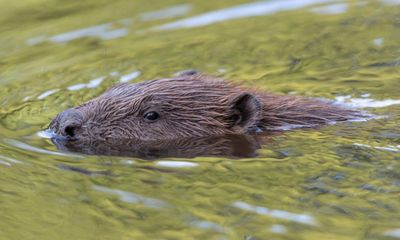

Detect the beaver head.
xmin=50 ymin=74 xmax=264 ymax=141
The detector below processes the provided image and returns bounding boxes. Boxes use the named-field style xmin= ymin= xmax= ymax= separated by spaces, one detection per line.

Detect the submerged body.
xmin=49 ymin=72 xmax=365 ymax=142
xmin=51 ymin=134 xmax=265 ymax=159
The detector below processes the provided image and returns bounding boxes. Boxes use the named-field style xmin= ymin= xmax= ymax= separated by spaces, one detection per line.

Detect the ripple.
xmin=49 ymin=24 xmax=128 ymax=43
xmin=382 ymin=0 xmax=400 ymax=5
xmin=270 ymin=224 xmax=288 ymax=234
xmin=119 ymin=71 xmax=141 ymax=83
xmin=310 ymin=3 xmax=348 ymax=15
xmin=372 ymin=37 xmax=384 ymax=47
xmin=27 ymin=19 xmax=131 ymax=45
xmin=232 ymin=201 xmax=317 ymax=225
xmin=269 ymin=123 xmax=318 ymax=131
xmin=109 ymin=71 xmax=119 ymax=77
xmin=152 ymin=0 xmax=333 ymax=30
xmin=139 ymin=4 xmax=192 ymax=21
xmin=354 ymin=143 xmax=400 ymax=152
xmin=384 ymin=229 xmax=400 ymax=238
xmin=37 ymin=89 xmax=60 ymax=100
xmin=67 ymin=76 xmax=105 ymax=91
xmin=0 ymin=155 xmax=22 ymax=166
xmin=335 ymin=95 xmax=400 ymax=108
xmin=37 ymin=129 xmax=56 ymax=139
xmin=4 ymin=138 xmax=83 ymax=158
xmin=190 ymin=220 xmax=225 ymax=232
xmin=93 ymin=185 xmax=169 ymax=209
xmin=156 ymin=161 xmax=199 ymax=168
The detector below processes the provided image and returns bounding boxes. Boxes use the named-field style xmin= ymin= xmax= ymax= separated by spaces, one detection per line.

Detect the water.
xmin=1 ymin=0 xmax=400 ymax=239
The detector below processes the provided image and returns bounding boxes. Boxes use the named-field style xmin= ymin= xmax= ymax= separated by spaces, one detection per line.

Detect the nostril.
xmin=62 ymin=121 xmax=81 ymax=138
xmin=64 ymin=125 xmax=77 ymax=137
xmin=56 ymin=109 xmax=83 ymax=138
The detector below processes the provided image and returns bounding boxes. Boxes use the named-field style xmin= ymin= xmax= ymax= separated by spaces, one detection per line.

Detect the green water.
xmin=1 ymin=0 xmax=400 ymax=239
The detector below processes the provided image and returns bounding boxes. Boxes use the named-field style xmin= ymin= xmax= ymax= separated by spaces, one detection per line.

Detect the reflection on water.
xmin=49 ymin=23 xmax=129 ymax=43
xmin=1 ymin=0 xmax=400 ymax=239
xmin=335 ymin=95 xmax=400 ymax=108
xmin=382 ymin=0 xmax=400 ymax=5
xmin=27 ymin=20 xmax=131 ymax=45
xmin=189 ymin=220 xmax=225 ymax=233
xmin=232 ymin=201 xmax=317 ymax=225
xmin=4 ymin=138 xmax=83 ymax=158
xmin=119 ymin=70 xmax=141 ymax=83
xmin=26 ymin=3 xmax=193 ymax=46
xmin=153 ymin=0 xmax=332 ymax=30
xmin=373 ymin=37 xmax=384 ymax=47
xmin=139 ymin=4 xmax=192 ymax=21
xmin=156 ymin=161 xmax=199 ymax=168
xmin=50 ymin=134 xmax=264 ymax=159
xmin=67 ymin=76 xmax=105 ymax=91
xmin=0 ymin=155 xmax=22 ymax=166
xmin=385 ymin=229 xmax=400 ymax=238
xmin=270 ymin=224 xmax=288 ymax=234
xmin=310 ymin=3 xmax=348 ymax=15
xmin=354 ymin=143 xmax=400 ymax=153
xmin=37 ymin=89 xmax=60 ymax=100
xmin=93 ymin=185 xmax=170 ymax=209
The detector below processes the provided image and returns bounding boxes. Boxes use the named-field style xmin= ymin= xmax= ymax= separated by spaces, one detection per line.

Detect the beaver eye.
xmin=144 ymin=111 xmax=160 ymax=122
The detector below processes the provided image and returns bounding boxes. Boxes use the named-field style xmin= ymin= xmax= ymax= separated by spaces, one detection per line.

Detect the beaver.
xmin=49 ymin=71 xmax=366 ymax=143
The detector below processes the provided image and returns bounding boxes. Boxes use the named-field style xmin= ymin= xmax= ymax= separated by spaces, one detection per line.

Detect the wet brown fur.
xmin=50 ymin=73 xmax=365 ymax=141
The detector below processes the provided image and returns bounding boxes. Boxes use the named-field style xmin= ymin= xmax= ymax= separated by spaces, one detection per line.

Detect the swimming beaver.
xmin=49 ymin=71 xmax=365 ymax=142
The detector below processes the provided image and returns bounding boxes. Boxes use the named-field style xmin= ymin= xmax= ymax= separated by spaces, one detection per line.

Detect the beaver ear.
xmin=230 ymin=93 xmax=262 ymax=133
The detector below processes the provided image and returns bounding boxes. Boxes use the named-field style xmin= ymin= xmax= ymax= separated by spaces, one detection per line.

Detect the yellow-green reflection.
xmin=0 ymin=0 xmax=400 ymax=239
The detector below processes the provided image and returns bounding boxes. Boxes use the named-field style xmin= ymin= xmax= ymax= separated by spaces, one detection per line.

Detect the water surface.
xmin=1 ymin=0 xmax=400 ymax=239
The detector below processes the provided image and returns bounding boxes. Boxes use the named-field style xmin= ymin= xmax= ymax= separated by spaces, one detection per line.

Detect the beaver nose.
xmin=61 ymin=120 xmax=81 ymax=138
xmin=58 ymin=109 xmax=83 ymax=138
